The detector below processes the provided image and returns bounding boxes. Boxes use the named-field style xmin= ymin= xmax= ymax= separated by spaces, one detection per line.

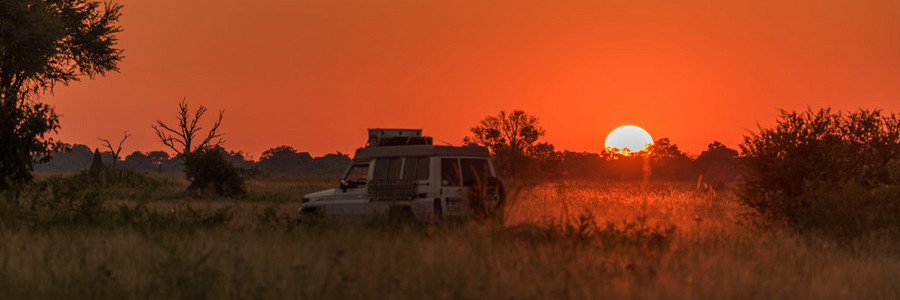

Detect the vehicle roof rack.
xmin=366 ymin=128 xmax=432 ymax=147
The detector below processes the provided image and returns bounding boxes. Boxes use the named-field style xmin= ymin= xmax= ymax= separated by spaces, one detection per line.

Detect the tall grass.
xmin=244 ymin=174 xmax=338 ymax=203
xmin=0 ymin=173 xmax=898 ymax=299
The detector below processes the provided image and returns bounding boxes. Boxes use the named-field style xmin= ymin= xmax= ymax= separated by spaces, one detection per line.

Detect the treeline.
xmin=555 ymin=140 xmax=740 ymax=183
xmin=35 ymin=144 xmax=351 ymax=176
xmin=464 ymin=110 xmax=741 ymax=183
xmin=38 ymin=139 xmax=739 ymax=183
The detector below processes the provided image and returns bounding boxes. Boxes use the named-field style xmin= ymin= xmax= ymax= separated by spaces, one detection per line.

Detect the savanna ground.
xmin=1 ymin=171 xmax=899 ymax=299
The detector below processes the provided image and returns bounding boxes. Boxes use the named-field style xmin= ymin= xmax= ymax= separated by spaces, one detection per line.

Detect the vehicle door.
xmin=331 ymin=161 xmax=371 ymax=219
xmin=439 ymin=158 xmax=467 ymax=216
xmin=460 ymin=158 xmax=493 ymax=214
xmin=368 ymin=157 xmax=405 ymax=216
xmin=402 ymin=156 xmax=434 ymax=216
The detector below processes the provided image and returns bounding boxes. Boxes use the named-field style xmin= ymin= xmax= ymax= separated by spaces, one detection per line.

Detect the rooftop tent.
xmin=366 ymin=128 xmax=432 ymax=147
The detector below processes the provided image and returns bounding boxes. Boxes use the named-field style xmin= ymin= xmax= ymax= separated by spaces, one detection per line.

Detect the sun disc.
xmin=605 ymin=125 xmax=653 ymax=154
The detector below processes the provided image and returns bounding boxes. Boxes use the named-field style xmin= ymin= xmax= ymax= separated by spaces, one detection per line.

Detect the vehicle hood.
xmin=304 ymin=188 xmax=337 ymax=201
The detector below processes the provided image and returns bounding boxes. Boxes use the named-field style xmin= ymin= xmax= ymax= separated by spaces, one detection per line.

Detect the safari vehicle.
xmin=299 ymin=129 xmax=505 ymax=221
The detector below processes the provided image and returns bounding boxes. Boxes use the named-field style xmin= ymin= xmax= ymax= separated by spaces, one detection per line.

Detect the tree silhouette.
xmin=146 ymin=151 xmax=171 ymax=173
xmin=0 ymin=0 xmax=123 ymax=190
xmin=464 ymin=110 xmax=554 ymax=177
xmin=98 ymin=131 xmax=131 ymax=167
xmin=694 ymin=141 xmax=739 ymax=182
xmin=308 ymin=152 xmax=352 ymax=175
xmin=257 ymin=145 xmax=312 ymax=174
xmin=741 ymin=108 xmax=900 ymax=229
xmin=152 ymin=99 xmax=224 ymax=156
xmin=645 ymin=138 xmax=692 ymax=180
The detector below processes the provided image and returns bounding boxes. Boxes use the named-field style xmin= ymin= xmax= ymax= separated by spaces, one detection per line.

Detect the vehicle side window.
xmin=461 ymin=158 xmax=491 ymax=187
xmin=441 ymin=158 xmax=461 ymax=186
xmin=415 ymin=157 xmax=430 ymax=180
xmin=388 ymin=158 xmax=402 ymax=179
xmin=402 ymin=157 xmax=416 ymax=180
xmin=373 ymin=158 xmax=390 ymax=180
xmin=344 ymin=164 xmax=369 ymax=185
xmin=401 ymin=157 xmax=431 ymax=180
xmin=373 ymin=158 xmax=402 ymax=180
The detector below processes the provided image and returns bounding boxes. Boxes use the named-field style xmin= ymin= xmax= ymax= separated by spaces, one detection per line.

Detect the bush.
xmin=797 ymin=181 xmax=900 ymax=236
xmin=184 ymin=148 xmax=245 ymax=196
xmin=740 ymin=108 xmax=900 ymax=233
xmin=30 ymin=165 xmax=178 ymax=203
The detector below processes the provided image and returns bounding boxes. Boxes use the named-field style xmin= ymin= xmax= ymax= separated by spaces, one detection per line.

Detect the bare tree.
xmin=98 ymin=131 xmax=131 ymax=167
xmin=152 ymin=99 xmax=224 ymax=156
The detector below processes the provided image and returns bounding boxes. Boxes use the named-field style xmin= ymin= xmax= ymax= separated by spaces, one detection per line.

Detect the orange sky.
xmin=45 ymin=0 xmax=900 ymax=158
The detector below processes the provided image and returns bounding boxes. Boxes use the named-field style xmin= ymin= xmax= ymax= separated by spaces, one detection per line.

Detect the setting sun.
xmin=605 ymin=125 xmax=654 ymax=154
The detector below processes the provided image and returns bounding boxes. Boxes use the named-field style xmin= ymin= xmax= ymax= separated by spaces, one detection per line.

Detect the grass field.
xmin=1 ymin=173 xmax=898 ymax=299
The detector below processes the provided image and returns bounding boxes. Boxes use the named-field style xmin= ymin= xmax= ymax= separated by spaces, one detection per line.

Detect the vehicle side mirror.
xmin=339 ymin=179 xmax=348 ymax=192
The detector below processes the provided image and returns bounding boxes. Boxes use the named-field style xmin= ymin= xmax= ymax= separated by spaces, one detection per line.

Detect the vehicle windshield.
xmin=344 ymin=164 xmax=369 ymax=185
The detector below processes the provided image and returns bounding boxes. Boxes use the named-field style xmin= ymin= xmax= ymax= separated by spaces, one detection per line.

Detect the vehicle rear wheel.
xmin=468 ymin=176 xmax=505 ymax=220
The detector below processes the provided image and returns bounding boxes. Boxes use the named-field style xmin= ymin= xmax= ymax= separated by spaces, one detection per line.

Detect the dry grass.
xmin=1 ymin=176 xmax=898 ymax=299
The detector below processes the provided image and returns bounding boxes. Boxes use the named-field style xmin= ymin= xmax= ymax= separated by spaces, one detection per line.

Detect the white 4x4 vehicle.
xmin=299 ymin=129 xmax=505 ymax=221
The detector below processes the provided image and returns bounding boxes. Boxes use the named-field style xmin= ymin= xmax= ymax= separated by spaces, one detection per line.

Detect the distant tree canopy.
xmin=33 ymin=114 xmax=742 ymax=182
xmin=33 ymin=143 xmax=93 ymax=173
xmin=36 ymin=144 xmax=352 ymax=176
xmin=645 ymin=138 xmax=693 ymax=180
xmin=0 ymin=0 xmax=123 ymax=189
xmin=257 ymin=145 xmax=350 ymax=175
xmin=311 ymin=152 xmax=352 ymax=175
xmin=464 ymin=110 xmax=559 ymax=177
xmin=695 ymin=141 xmax=740 ymax=183
xmin=257 ymin=145 xmax=313 ymax=174
xmin=554 ymin=138 xmax=741 ymax=182
xmin=121 ymin=151 xmax=151 ymax=171
xmin=459 ymin=110 xmax=745 ymax=181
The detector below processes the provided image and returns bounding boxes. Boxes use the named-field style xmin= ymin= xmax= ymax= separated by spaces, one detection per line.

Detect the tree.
xmin=559 ymin=151 xmax=606 ymax=179
xmin=741 ymin=108 xmax=900 ymax=228
xmin=216 ymin=147 xmax=255 ymax=170
xmin=598 ymin=147 xmax=645 ymax=181
xmin=98 ymin=130 xmax=130 ymax=167
xmin=529 ymin=142 xmax=562 ymax=178
xmin=645 ymin=138 xmax=692 ymax=180
xmin=184 ymin=147 xmax=245 ymax=196
xmin=153 ymin=99 xmax=241 ymax=194
xmin=257 ymin=145 xmax=312 ymax=174
xmin=152 ymin=99 xmax=224 ymax=156
xmin=463 ymin=110 xmax=556 ymax=177
xmin=0 ymin=0 xmax=123 ymax=189
xmin=146 ymin=151 xmax=170 ymax=164
xmin=33 ymin=143 xmax=93 ymax=173
xmin=693 ymin=141 xmax=740 ymax=182
xmin=146 ymin=151 xmax=170 ymax=173
xmin=309 ymin=152 xmax=352 ymax=175
xmin=121 ymin=151 xmax=154 ymax=172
